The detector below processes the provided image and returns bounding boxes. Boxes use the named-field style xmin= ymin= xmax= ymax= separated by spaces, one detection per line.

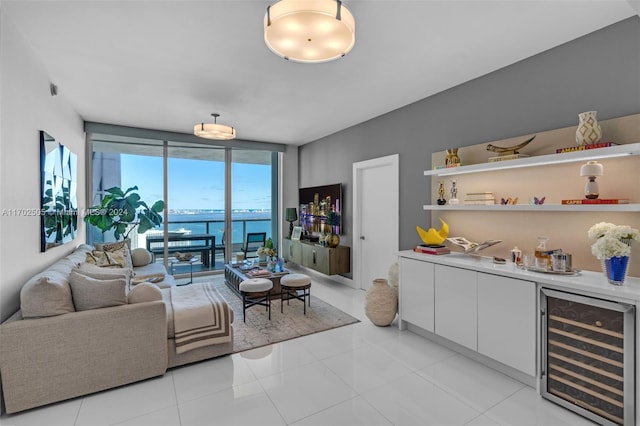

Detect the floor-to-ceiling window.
xmin=86 ymin=125 xmax=283 ymax=276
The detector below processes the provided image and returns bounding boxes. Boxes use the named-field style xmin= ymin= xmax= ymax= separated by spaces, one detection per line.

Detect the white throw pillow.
xmin=131 ymin=248 xmax=153 ymax=267
xmin=68 ymin=270 xmax=127 ymax=311
xmin=127 ymin=282 xmax=162 ymax=304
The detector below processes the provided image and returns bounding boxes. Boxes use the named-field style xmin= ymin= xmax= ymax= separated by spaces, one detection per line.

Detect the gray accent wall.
xmin=298 ymin=16 xmax=640 ymax=253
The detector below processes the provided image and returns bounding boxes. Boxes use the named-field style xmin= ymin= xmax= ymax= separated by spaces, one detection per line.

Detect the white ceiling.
xmin=4 ymin=1 xmax=638 ymax=145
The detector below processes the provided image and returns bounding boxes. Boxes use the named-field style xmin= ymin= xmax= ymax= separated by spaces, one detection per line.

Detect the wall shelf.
xmin=423 ymin=204 xmax=640 ymax=212
xmin=424 ymin=142 xmax=640 ymax=177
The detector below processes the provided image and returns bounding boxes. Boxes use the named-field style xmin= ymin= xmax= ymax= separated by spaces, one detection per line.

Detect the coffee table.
xmin=224 ymin=264 xmax=289 ymax=296
xmin=169 ymin=257 xmax=198 ymax=285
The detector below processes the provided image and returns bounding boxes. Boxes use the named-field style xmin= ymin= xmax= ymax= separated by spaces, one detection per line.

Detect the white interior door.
xmin=353 ymin=154 xmax=399 ymax=291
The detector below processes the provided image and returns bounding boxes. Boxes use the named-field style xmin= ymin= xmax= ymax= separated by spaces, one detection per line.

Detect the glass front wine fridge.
xmin=540 ymin=288 xmax=635 ymax=426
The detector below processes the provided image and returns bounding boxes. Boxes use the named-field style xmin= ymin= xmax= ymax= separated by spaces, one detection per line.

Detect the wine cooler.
xmin=540 ymin=288 xmax=635 ymax=426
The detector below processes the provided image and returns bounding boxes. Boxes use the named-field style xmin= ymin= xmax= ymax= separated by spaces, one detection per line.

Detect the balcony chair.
xmin=242 ymin=232 xmax=266 ymax=259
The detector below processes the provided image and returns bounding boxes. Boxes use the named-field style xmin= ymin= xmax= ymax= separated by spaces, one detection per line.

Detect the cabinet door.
xmin=399 ymin=257 xmax=435 ymax=332
xmin=283 ymin=239 xmax=302 ymax=264
xmin=477 ymin=273 xmax=536 ymax=376
xmin=302 ymin=244 xmax=330 ymax=275
xmin=434 ymin=265 xmax=477 ymax=351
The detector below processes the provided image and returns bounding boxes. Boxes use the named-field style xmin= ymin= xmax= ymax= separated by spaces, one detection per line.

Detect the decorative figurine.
xmin=445 ymin=148 xmax=461 ymax=166
xmin=449 ymin=179 xmax=459 ymax=205
xmin=486 ymin=135 xmax=536 ymax=157
xmin=437 ymin=180 xmax=447 ymax=205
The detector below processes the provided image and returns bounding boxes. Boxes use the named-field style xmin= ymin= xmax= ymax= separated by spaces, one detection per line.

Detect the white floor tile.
xmin=113 ymin=405 xmax=181 ymax=426
xmin=74 ymin=374 xmax=177 ymax=426
xmin=240 ymin=337 xmax=319 ymax=379
xmin=322 ymin=343 xmax=413 ymax=394
xmin=416 ymin=354 xmax=525 ymax=411
xmin=371 ymin=329 xmax=456 ymax=371
xmin=171 ymin=353 xmax=257 ymax=404
xmin=259 ymin=360 xmax=358 ymax=424
xmin=464 ymin=414 xmax=501 ymax=425
xmin=362 ymin=373 xmax=481 ymax=426
xmin=178 ymin=381 xmax=285 ymax=426
xmin=484 ymin=387 xmax=597 ymax=426
xmin=291 ymin=396 xmax=392 ymax=426
xmin=0 ymin=398 xmax=82 ymax=426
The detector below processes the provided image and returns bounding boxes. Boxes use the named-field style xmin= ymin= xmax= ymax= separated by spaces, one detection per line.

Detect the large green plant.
xmin=84 ymin=186 xmax=165 ymax=240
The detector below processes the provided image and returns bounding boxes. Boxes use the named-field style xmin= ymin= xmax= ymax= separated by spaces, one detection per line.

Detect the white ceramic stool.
xmin=239 ymin=278 xmax=273 ymax=322
xmin=280 ymin=273 xmax=312 ymax=315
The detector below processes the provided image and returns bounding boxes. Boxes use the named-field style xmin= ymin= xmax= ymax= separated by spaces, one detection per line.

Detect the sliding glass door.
xmin=88 ymin=133 xmax=279 ymax=276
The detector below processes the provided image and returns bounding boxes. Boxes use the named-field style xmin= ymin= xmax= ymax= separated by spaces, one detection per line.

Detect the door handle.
xmin=360 ymin=236 xmax=365 ymax=240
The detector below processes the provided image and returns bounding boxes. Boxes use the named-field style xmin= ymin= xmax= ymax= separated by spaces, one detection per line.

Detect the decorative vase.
xmin=258 ymin=252 xmax=267 ymax=262
xmin=575 ymin=111 xmax=602 ymax=146
xmin=604 ymin=256 xmax=630 ymax=285
xmin=365 ymin=278 xmax=398 ymax=326
xmin=325 ymin=232 xmax=340 ymax=248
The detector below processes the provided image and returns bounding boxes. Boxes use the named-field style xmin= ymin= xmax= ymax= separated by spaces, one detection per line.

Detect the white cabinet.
xmin=399 ymin=257 xmax=434 ymax=332
xmin=434 ymin=265 xmax=477 ymax=351
xmin=477 ymin=273 xmax=536 ymax=376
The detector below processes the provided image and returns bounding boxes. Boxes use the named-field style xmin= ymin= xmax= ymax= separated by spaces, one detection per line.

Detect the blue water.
xmin=166 ymin=211 xmax=272 ymax=245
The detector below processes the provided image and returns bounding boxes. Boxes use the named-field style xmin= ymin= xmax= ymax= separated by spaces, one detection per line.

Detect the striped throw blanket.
xmin=171 ymin=283 xmax=232 ymax=354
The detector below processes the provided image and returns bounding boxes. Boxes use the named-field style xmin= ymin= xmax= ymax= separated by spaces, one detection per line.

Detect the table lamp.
xmin=580 ymin=161 xmax=604 ymax=199
xmin=285 ymin=208 xmax=298 ymax=238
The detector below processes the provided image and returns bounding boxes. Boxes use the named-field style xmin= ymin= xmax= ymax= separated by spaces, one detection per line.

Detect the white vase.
xmin=575 ymin=111 xmax=602 ymax=146
xmin=365 ymin=279 xmax=398 ymax=326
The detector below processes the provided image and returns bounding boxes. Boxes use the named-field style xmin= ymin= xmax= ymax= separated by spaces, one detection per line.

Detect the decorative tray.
xmin=517 ymin=265 xmax=581 ymax=276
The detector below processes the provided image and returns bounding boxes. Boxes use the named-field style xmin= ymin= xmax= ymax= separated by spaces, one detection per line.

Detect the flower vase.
xmin=575 ymin=111 xmax=602 ymax=146
xmin=604 ymin=256 xmax=630 ymax=285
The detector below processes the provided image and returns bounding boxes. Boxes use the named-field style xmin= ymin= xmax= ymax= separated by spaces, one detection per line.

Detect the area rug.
xmin=202 ymin=277 xmax=360 ymax=353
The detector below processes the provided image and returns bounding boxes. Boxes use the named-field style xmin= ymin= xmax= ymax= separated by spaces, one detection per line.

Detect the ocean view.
xmin=165 ymin=210 xmax=272 ymax=245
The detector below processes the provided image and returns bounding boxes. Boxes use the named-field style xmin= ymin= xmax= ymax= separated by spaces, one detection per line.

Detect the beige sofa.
xmin=0 ymin=244 xmax=233 ymax=414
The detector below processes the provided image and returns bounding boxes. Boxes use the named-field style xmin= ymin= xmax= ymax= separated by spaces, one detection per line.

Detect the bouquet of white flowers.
xmin=588 ymin=222 xmax=639 ymax=260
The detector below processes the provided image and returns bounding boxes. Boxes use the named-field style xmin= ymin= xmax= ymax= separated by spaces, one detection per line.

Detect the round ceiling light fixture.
xmin=194 ymin=113 xmax=236 ymax=140
xmin=264 ymin=0 xmax=355 ymax=63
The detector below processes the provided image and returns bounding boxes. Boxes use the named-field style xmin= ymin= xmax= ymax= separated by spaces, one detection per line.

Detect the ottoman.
xmin=239 ymin=278 xmax=273 ymax=322
xmin=280 ymin=273 xmax=312 ymax=315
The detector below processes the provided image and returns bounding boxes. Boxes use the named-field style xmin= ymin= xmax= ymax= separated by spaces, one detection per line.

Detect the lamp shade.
xmin=194 ymin=113 xmax=236 ymax=140
xmin=580 ymin=161 xmax=604 ymax=177
xmin=264 ymin=0 xmax=355 ymax=63
xmin=285 ymin=207 xmax=298 ymax=222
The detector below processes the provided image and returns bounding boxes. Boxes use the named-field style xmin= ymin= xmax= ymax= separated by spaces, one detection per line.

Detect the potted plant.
xmin=84 ymin=186 xmax=165 ymax=241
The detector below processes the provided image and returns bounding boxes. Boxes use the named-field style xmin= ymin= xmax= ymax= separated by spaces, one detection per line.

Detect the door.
xmin=353 ymin=154 xmax=399 ymax=291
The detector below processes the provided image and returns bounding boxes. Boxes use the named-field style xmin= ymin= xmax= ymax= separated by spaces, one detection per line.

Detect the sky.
xmin=120 ymin=154 xmax=272 ymax=211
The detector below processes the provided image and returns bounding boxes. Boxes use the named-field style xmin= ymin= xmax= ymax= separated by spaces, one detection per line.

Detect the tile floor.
xmin=1 ymin=269 xmax=596 ymax=426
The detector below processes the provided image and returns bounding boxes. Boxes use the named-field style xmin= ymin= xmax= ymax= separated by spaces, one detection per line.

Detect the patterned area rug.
xmin=205 ymin=277 xmax=360 ymax=353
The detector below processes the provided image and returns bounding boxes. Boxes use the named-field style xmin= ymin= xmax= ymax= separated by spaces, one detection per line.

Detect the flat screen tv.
xmin=298 ymin=183 xmax=343 ymax=235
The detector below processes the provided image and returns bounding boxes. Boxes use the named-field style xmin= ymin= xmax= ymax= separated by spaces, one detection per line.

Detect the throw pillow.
xmin=68 ymin=271 xmax=127 ymax=311
xmin=20 ymin=275 xmax=75 ymax=318
xmin=76 ymin=262 xmax=132 ymax=279
xmin=94 ymin=239 xmax=131 ymax=252
xmin=127 ymin=282 xmax=162 ymax=304
xmin=85 ymin=250 xmax=127 ymax=268
xmin=130 ymin=248 xmax=153 ymax=267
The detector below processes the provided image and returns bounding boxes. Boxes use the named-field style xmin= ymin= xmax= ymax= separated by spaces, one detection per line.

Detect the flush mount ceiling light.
xmin=194 ymin=113 xmax=236 ymax=140
xmin=264 ymin=0 xmax=355 ymax=63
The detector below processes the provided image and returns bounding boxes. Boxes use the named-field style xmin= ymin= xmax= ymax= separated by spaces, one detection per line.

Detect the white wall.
xmin=0 ymin=9 xmax=85 ymax=321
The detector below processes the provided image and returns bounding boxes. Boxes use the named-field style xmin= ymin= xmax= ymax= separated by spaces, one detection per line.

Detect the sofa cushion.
xmin=128 ymin=282 xmax=163 ymax=304
xmin=134 ymin=263 xmax=176 ymax=288
xmin=68 ymin=271 xmax=127 ymax=311
xmin=131 ymin=248 xmax=153 ymax=267
xmin=85 ymin=249 xmax=128 ymax=268
xmin=20 ymin=274 xmax=75 ymax=318
xmin=76 ymin=262 xmax=132 ymax=279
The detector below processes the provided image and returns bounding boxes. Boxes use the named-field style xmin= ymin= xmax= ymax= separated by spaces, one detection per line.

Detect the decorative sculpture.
xmin=486 ymin=135 xmax=536 ymax=156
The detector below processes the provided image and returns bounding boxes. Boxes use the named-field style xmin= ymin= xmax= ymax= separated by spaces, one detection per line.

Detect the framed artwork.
xmin=291 ymin=226 xmax=303 ymax=241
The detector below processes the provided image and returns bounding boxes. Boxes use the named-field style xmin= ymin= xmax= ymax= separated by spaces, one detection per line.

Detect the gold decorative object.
xmin=486 ymin=135 xmax=536 ymax=156
xmin=445 ymin=148 xmax=461 ymax=166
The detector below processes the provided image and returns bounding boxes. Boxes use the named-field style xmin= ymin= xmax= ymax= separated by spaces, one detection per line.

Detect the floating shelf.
xmin=423 ymin=204 xmax=640 ymax=212
xmin=424 ymin=143 xmax=640 ymax=177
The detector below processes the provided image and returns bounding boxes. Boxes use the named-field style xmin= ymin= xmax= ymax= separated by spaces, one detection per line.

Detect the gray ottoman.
xmin=280 ymin=273 xmax=312 ymax=315
xmin=239 ymin=278 xmax=273 ymax=322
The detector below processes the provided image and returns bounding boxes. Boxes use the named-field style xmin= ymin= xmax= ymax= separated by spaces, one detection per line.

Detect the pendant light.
xmin=194 ymin=113 xmax=236 ymax=140
xmin=264 ymin=0 xmax=355 ymax=63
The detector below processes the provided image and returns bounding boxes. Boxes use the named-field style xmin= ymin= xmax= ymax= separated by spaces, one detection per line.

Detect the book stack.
xmin=488 ymin=153 xmax=529 ymax=162
xmin=433 ymin=163 xmax=461 ymax=170
xmin=555 ymin=141 xmax=618 ymax=154
xmin=464 ymin=192 xmax=495 ymax=205
xmin=246 ymin=268 xmax=271 ymax=277
xmin=413 ymin=245 xmax=450 ymax=255
xmin=561 ymin=198 xmax=630 ymax=205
